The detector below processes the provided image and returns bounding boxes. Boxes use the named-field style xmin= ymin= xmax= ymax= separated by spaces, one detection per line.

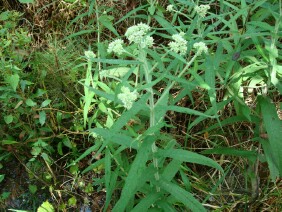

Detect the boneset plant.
xmin=77 ymin=17 xmax=224 ymax=210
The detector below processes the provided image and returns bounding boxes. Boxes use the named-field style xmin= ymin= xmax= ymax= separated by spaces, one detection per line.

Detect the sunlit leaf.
xmin=0 ymin=140 xmax=18 ymax=145
xmin=26 ymin=99 xmax=37 ymax=107
xmin=41 ymin=99 xmax=51 ymax=108
xmin=68 ymin=196 xmax=77 ymax=207
xmin=4 ymin=115 xmax=13 ymax=124
xmin=37 ymin=201 xmax=54 ymax=212
xmin=5 ymin=74 xmax=19 ymax=92
xmin=39 ymin=111 xmax=46 ymax=126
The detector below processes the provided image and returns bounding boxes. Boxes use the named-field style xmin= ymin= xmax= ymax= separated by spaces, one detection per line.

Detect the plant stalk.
xmin=139 ymin=48 xmax=160 ymax=191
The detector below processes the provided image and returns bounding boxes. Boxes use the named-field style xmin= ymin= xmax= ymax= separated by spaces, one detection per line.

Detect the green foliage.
xmin=37 ymin=201 xmax=54 ymax=212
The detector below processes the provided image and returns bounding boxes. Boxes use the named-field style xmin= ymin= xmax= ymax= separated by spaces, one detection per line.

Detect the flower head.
xmin=125 ymin=23 xmax=154 ymax=48
xmin=194 ymin=5 xmax=210 ymax=18
xmin=118 ymin=86 xmax=138 ymax=110
xmin=166 ymin=4 xmax=174 ymax=12
xmin=107 ymin=39 xmax=125 ymax=55
xmin=193 ymin=42 xmax=208 ymax=54
xmin=84 ymin=50 xmax=96 ymax=60
xmin=168 ymin=33 xmax=187 ymax=55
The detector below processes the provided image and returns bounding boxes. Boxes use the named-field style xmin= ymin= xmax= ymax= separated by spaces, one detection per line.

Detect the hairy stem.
xmin=139 ymin=48 xmax=160 ymax=191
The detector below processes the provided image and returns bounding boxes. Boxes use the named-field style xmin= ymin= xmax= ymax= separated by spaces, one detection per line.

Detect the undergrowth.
xmin=0 ymin=0 xmax=281 ymax=211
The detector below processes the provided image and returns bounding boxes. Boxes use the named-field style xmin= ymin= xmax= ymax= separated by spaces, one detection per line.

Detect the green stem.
xmin=139 ymin=48 xmax=160 ymax=191
xmin=139 ymin=49 xmax=155 ymax=127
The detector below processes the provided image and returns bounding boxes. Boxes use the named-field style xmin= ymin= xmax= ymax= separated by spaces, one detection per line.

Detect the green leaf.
xmin=90 ymin=58 xmax=141 ymax=65
xmin=68 ymin=196 xmax=77 ymax=207
xmin=63 ymin=29 xmax=95 ymax=40
xmin=31 ymin=146 xmax=42 ymax=156
xmin=0 ymin=11 xmax=10 ymax=21
xmin=100 ymin=67 xmax=131 ymax=79
xmin=188 ymin=99 xmax=231 ymax=131
xmin=168 ymin=105 xmax=215 ymax=118
xmin=131 ymin=193 xmax=161 ymax=212
xmin=234 ymin=101 xmax=251 ymax=121
xmin=41 ymin=99 xmax=51 ymax=108
xmin=1 ymin=191 xmax=10 ymax=200
xmin=153 ymin=14 xmax=177 ymax=35
xmin=113 ymin=136 xmax=155 ymax=212
xmin=57 ymin=142 xmax=63 ymax=156
xmin=39 ymin=111 xmax=46 ymax=126
xmin=33 ymin=89 xmax=46 ymax=97
xmin=111 ymin=93 xmax=150 ymax=132
xmin=63 ymin=137 xmax=73 ymax=149
xmin=148 ymin=5 xmax=156 ymax=15
xmin=37 ymin=201 xmax=54 ymax=212
xmin=69 ymin=164 xmax=79 ymax=174
xmin=82 ymin=158 xmax=105 ymax=174
xmin=0 ymin=174 xmax=5 ymax=183
xmin=115 ymin=5 xmax=147 ymax=25
xmin=157 ymin=179 xmax=206 ymax=211
xmin=202 ymin=147 xmax=257 ymax=163
xmin=71 ymin=140 xmax=102 ymax=167
xmin=104 ymin=148 xmax=112 ymax=209
xmin=161 ymin=159 xmax=182 ymax=181
xmin=99 ymin=15 xmax=119 ymax=36
xmin=258 ymin=96 xmax=282 ymax=179
xmin=19 ymin=0 xmax=34 ymax=3
xmin=90 ymin=128 xmax=138 ymax=149
xmin=26 ymin=99 xmax=37 ymax=107
xmin=29 ymin=185 xmax=37 ymax=194
xmin=4 ymin=115 xmax=13 ymax=124
xmin=154 ymin=91 xmax=168 ymax=124
xmin=157 ymin=149 xmax=223 ymax=173
xmin=41 ymin=153 xmax=51 ymax=164
xmin=104 ymin=167 xmax=119 ymax=211
xmin=0 ymin=140 xmax=18 ymax=145
xmin=5 ymin=74 xmax=19 ymax=92
xmin=205 ymin=55 xmax=223 ymax=129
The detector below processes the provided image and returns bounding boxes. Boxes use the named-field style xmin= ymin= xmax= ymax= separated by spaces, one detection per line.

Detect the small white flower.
xmin=107 ymin=39 xmax=125 ymax=55
xmin=125 ymin=23 xmax=154 ymax=48
xmin=84 ymin=50 xmax=96 ymax=60
xmin=118 ymin=86 xmax=138 ymax=110
xmin=168 ymin=33 xmax=187 ymax=55
xmin=193 ymin=42 xmax=208 ymax=54
xmin=194 ymin=5 xmax=210 ymax=18
xmin=166 ymin=4 xmax=174 ymax=12
xmin=140 ymin=36 xmax=154 ymax=48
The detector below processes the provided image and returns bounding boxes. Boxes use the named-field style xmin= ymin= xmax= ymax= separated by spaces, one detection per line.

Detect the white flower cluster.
xmin=125 ymin=23 xmax=154 ymax=48
xmin=193 ymin=42 xmax=208 ymax=54
xmin=166 ymin=4 xmax=174 ymax=12
xmin=168 ymin=32 xmax=187 ymax=55
xmin=107 ymin=39 xmax=125 ymax=55
xmin=84 ymin=50 xmax=96 ymax=60
xmin=117 ymin=86 xmax=138 ymax=109
xmin=194 ymin=5 xmax=210 ymax=18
